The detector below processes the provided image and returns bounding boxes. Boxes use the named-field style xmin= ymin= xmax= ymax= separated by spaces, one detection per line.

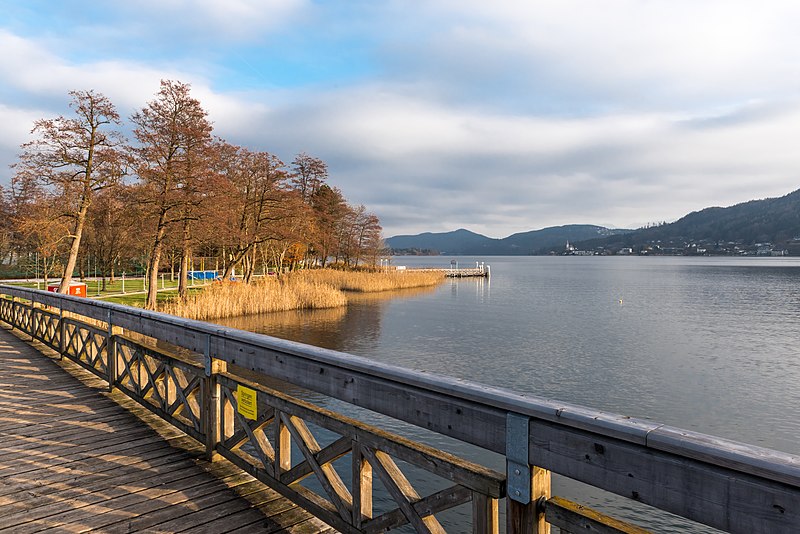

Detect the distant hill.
xmin=641 ymin=188 xmax=800 ymax=243
xmin=387 ymin=225 xmax=632 ymax=255
xmin=389 ymin=188 xmax=800 ymax=256
xmin=569 ymin=187 xmax=800 ymax=254
xmin=501 ymin=225 xmax=630 ymax=253
xmin=387 ymin=229 xmax=496 ymax=255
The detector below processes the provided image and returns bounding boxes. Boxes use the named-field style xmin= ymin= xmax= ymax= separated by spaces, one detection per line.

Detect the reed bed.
xmin=161 ymin=277 xmax=347 ymax=320
xmin=290 ymin=269 xmax=444 ymax=292
xmin=161 ymin=269 xmax=444 ymax=320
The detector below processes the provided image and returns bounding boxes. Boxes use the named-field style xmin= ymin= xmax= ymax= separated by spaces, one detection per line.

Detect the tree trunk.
xmin=146 ymin=218 xmax=168 ymax=310
xmin=221 ymin=259 xmax=236 ymax=280
xmin=246 ymin=246 xmax=258 ymax=282
xmin=59 ymin=198 xmax=90 ymax=293
xmin=178 ymin=219 xmax=191 ymax=298
xmin=42 ymin=255 xmax=49 ymax=288
xmin=146 ymin=243 xmax=162 ymax=310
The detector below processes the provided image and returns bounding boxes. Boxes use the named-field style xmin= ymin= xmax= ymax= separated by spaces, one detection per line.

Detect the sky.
xmin=2 ymin=1 xmax=800 ymax=238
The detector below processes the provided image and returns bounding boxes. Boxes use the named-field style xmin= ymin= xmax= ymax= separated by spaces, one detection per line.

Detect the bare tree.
xmin=209 ymin=144 xmax=290 ymax=280
xmin=0 ymin=186 xmax=13 ymax=265
xmin=9 ymin=179 xmax=70 ymax=284
xmin=290 ymin=152 xmax=328 ymax=204
xmin=131 ymin=80 xmax=213 ymax=309
xmin=84 ymin=189 xmax=136 ymax=290
xmin=352 ymin=208 xmax=383 ymax=267
xmin=310 ymin=184 xmax=348 ymax=266
xmin=262 ymin=193 xmax=314 ymax=275
xmin=14 ymin=90 xmax=126 ymax=293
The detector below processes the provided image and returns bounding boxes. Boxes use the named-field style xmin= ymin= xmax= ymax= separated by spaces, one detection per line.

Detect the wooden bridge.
xmin=1 ymin=285 xmax=799 ymax=533
xmin=0 ymin=315 xmax=332 ymax=532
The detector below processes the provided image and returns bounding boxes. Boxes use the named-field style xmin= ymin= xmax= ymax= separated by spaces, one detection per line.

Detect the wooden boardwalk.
xmin=0 ymin=325 xmax=335 ymax=533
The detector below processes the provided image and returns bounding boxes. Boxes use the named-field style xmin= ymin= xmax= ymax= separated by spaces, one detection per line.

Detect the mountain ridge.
xmin=387 ymin=224 xmax=631 ymax=255
xmin=387 ymin=187 xmax=800 ymax=255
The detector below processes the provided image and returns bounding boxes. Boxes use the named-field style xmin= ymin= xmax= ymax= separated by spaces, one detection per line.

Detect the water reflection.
xmin=215 ymin=306 xmax=348 ymax=349
xmin=214 ymin=284 xmax=440 ymax=352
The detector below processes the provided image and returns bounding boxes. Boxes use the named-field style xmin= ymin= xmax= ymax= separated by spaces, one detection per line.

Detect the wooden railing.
xmin=2 ymin=285 xmax=799 ymax=533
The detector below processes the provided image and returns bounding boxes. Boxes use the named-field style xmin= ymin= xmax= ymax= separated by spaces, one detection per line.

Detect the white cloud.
xmin=233 ymin=83 xmax=800 ymax=235
xmin=0 ymin=104 xmax=43 ymax=183
xmin=378 ymin=1 xmax=800 ymax=112
xmin=0 ymin=30 xmax=199 ymax=112
xmin=122 ymin=0 xmax=309 ymax=41
xmin=3 ymin=2 xmax=800 ymax=237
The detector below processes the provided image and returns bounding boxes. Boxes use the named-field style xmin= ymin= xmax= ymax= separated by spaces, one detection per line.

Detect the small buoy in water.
xmin=618 ymin=298 xmax=623 ymax=304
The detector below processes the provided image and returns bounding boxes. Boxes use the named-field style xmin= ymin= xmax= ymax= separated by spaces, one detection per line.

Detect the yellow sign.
xmin=237 ymin=385 xmax=257 ymax=420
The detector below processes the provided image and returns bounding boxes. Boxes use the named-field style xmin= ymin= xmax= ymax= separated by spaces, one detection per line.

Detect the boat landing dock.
xmin=405 ymin=264 xmax=490 ymax=277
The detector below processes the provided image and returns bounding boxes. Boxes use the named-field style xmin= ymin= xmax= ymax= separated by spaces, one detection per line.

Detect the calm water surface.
xmin=219 ymin=256 xmax=800 ymax=532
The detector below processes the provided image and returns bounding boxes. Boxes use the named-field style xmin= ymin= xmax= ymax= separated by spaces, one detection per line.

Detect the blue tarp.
xmin=188 ymin=270 xmax=219 ymax=280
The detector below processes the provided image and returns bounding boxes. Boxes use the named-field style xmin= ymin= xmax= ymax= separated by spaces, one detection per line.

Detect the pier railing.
xmin=2 ymin=285 xmax=799 ymax=533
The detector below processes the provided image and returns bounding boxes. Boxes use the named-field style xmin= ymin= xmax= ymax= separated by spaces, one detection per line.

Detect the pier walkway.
xmin=0 ymin=326 xmax=333 ymax=533
xmin=405 ymin=266 xmax=490 ymax=277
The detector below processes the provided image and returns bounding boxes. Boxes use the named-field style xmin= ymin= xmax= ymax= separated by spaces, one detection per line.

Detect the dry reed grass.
xmin=290 ymin=269 xmax=444 ymax=292
xmin=161 ymin=269 xmax=444 ymax=320
xmin=161 ymin=277 xmax=347 ymax=320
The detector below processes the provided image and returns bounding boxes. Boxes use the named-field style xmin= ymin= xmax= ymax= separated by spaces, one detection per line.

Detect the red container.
xmin=47 ymin=282 xmax=87 ymax=297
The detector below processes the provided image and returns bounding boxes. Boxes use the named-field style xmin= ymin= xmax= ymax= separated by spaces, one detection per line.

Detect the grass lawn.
xmin=2 ymin=277 xmax=210 ymax=308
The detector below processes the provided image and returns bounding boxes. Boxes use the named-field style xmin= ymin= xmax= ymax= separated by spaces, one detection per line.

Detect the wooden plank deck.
xmin=0 ymin=325 xmax=335 ymax=533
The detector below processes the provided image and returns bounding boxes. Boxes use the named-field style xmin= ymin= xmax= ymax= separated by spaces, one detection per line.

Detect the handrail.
xmin=2 ymin=284 xmax=800 ymax=533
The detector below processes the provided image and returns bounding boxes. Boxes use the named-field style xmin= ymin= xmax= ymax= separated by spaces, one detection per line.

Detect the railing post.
xmin=507 ymin=413 xmax=551 ymax=534
xmin=58 ymin=306 xmax=65 ymax=360
xmin=203 ymin=334 xmax=226 ymax=461
xmin=30 ymin=299 xmax=37 ymax=341
xmin=107 ymin=310 xmax=116 ymax=391
xmin=203 ymin=333 xmax=214 ymax=460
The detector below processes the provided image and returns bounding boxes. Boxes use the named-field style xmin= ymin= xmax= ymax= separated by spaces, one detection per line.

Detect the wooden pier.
xmin=405 ymin=265 xmax=491 ymax=277
xmin=1 ymin=284 xmax=800 ymax=533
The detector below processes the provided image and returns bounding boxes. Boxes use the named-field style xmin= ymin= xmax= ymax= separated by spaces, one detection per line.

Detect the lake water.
xmin=218 ymin=256 xmax=800 ymax=532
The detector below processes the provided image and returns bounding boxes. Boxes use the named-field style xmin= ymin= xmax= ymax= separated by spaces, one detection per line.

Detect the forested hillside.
xmin=388 ymin=225 xmax=630 ymax=254
xmin=571 ymin=188 xmax=800 ymax=254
